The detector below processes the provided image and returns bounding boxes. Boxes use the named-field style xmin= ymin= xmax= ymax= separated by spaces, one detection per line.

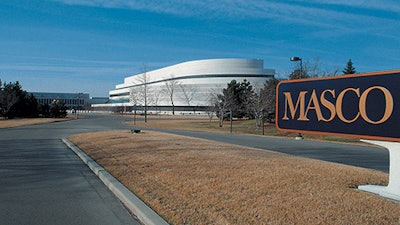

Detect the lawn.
xmin=0 ymin=117 xmax=72 ymax=128
xmin=69 ymin=130 xmax=398 ymax=225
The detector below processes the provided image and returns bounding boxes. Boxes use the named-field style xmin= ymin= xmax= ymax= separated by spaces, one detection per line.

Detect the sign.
xmin=276 ymin=70 xmax=400 ymax=142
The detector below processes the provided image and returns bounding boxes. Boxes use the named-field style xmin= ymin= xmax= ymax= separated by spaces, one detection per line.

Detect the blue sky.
xmin=0 ymin=0 xmax=399 ymax=97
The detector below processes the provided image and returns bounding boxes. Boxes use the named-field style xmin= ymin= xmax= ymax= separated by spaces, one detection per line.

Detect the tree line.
xmin=209 ymin=78 xmax=279 ymax=127
xmin=129 ymin=72 xmax=197 ymax=119
xmin=0 ymin=80 xmax=67 ymax=119
xmin=128 ymin=59 xmax=357 ymax=126
xmin=289 ymin=59 xmax=356 ymax=79
xmin=210 ymin=59 xmax=357 ymax=127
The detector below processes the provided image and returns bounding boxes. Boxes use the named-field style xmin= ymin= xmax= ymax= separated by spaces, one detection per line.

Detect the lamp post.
xmin=290 ymin=56 xmax=304 ymax=140
xmin=229 ymin=110 xmax=232 ymax=134
xmin=290 ymin=56 xmax=303 ymax=79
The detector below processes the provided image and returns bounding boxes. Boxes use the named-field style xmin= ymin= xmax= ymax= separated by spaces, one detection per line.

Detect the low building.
xmin=31 ymin=92 xmax=90 ymax=110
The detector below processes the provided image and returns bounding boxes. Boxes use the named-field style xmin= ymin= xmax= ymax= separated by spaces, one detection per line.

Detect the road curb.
xmin=62 ymin=138 xmax=169 ymax=225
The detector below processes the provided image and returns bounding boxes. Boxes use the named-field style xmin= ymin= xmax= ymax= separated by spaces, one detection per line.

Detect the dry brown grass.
xmin=0 ymin=117 xmax=72 ymax=128
xmin=69 ymin=130 xmax=400 ymax=225
xmin=127 ymin=115 xmax=283 ymax=135
xmin=126 ymin=115 xmax=360 ymax=143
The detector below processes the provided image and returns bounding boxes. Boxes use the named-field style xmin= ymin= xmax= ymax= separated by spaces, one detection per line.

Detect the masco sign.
xmin=276 ymin=70 xmax=400 ymax=141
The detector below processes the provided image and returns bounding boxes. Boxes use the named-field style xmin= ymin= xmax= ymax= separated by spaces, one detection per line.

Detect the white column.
xmin=358 ymin=139 xmax=400 ymax=201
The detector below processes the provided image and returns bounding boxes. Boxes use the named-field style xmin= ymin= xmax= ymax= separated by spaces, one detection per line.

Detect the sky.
xmin=0 ymin=0 xmax=399 ymax=97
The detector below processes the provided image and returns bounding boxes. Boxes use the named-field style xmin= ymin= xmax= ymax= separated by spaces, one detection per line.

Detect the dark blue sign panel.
xmin=276 ymin=70 xmax=400 ymax=141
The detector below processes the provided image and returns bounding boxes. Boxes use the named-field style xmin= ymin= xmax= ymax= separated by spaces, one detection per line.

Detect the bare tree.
xmin=290 ymin=58 xmax=343 ymax=79
xmin=129 ymin=87 xmax=140 ymax=106
xmin=252 ymin=78 xmax=279 ymax=127
xmin=312 ymin=58 xmax=341 ymax=77
xmin=164 ymin=75 xmax=180 ymax=115
xmin=129 ymin=64 xmax=151 ymax=122
xmin=129 ymin=86 xmax=142 ymax=115
xmin=180 ymin=84 xmax=197 ymax=113
xmin=206 ymin=89 xmax=220 ymax=122
xmin=208 ymin=86 xmax=230 ymax=127
xmin=306 ymin=58 xmax=321 ymax=78
xmin=151 ymin=88 xmax=162 ymax=114
xmin=252 ymin=82 xmax=266 ymax=127
xmin=205 ymin=105 xmax=215 ymax=122
xmin=331 ymin=66 xmax=340 ymax=76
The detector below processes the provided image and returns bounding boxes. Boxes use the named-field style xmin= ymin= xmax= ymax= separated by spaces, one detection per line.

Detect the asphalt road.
xmin=0 ymin=113 xmax=390 ymax=224
xmin=159 ymin=129 xmax=389 ymax=172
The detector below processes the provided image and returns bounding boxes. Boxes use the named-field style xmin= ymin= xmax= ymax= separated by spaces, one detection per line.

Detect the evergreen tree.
xmin=10 ymin=82 xmax=39 ymax=118
xmin=21 ymin=94 xmax=39 ymax=118
xmin=216 ymin=79 xmax=256 ymax=119
xmin=342 ymin=59 xmax=356 ymax=75
xmin=238 ymin=79 xmax=255 ymax=119
xmin=0 ymin=80 xmax=44 ymax=119
xmin=0 ymin=81 xmax=20 ymax=118
xmin=38 ymin=103 xmax=51 ymax=117
xmin=50 ymin=99 xmax=67 ymax=118
xmin=217 ymin=80 xmax=240 ymax=118
xmin=261 ymin=77 xmax=280 ymax=113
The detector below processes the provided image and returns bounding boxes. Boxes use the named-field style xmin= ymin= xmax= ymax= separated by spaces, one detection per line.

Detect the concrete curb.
xmin=62 ymin=138 xmax=169 ymax=225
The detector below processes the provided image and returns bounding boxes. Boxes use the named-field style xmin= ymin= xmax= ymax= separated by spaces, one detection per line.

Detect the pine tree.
xmin=342 ymin=59 xmax=356 ymax=75
xmin=217 ymin=79 xmax=256 ymax=119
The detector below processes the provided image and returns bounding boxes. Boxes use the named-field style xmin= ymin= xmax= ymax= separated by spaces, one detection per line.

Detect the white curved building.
xmin=108 ymin=58 xmax=274 ymax=112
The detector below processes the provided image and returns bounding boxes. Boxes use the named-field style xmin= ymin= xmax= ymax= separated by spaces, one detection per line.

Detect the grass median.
xmin=69 ymin=130 xmax=399 ymax=225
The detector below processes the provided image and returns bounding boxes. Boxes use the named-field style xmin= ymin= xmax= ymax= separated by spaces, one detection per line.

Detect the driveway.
xmin=0 ymin=114 xmax=139 ymax=225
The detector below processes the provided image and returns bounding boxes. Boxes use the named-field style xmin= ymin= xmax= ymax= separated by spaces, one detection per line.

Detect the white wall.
xmin=109 ymin=58 xmax=275 ymax=107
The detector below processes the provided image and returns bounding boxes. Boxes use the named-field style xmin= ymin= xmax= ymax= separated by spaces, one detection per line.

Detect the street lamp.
xmin=290 ymin=56 xmax=304 ymax=140
xmin=290 ymin=56 xmax=303 ymax=79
